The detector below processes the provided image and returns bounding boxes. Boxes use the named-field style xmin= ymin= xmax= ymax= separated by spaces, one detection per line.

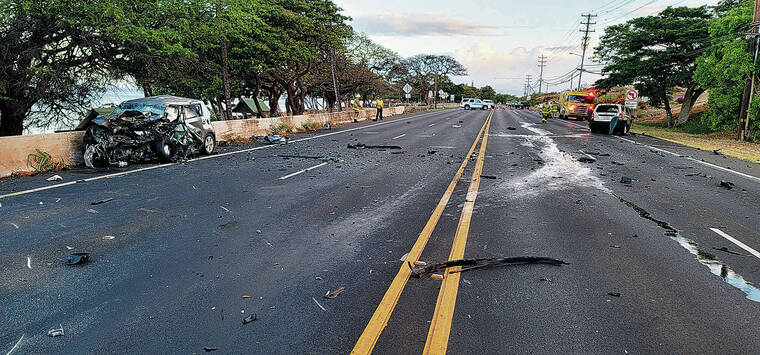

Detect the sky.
xmin=334 ymin=0 xmax=720 ymax=96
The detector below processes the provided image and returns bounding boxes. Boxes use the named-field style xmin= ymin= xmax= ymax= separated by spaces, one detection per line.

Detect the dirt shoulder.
xmin=631 ymin=123 xmax=760 ymax=164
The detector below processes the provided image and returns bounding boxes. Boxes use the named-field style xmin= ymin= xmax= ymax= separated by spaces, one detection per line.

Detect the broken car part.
xmin=409 ymin=256 xmax=568 ymax=279
xmin=66 ymin=253 xmax=90 ymax=266
xmin=324 ymin=286 xmax=345 ymax=299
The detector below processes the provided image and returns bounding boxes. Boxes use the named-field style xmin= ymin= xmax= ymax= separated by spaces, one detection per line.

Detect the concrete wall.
xmin=0 ymin=106 xmax=413 ymax=178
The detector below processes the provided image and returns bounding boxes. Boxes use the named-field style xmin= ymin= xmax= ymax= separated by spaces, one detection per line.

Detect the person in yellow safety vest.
xmin=550 ymin=101 xmax=559 ymax=118
xmin=352 ymin=95 xmax=361 ymax=122
xmin=374 ymin=97 xmax=384 ymax=121
xmin=540 ymin=103 xmax=550 ymax=123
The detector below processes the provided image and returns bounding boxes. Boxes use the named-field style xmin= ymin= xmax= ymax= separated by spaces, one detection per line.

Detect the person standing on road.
xmin=374 ymin=97 xmax=384 ymax=121
xmin=352 ymin=95 xmax=361 ymax=122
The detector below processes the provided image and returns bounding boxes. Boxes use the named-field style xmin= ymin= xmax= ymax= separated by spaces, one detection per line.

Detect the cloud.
xmin=351 ymin=13 xmax=504 ymax=36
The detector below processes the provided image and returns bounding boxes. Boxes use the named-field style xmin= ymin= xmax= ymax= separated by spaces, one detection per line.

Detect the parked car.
xmin=590 ymin=104 xmax=633 ymax=135
xmin=81 ymin=95 xmax=216 ymax=168
xmin=460 ymin=98 xmax=488 ymax=110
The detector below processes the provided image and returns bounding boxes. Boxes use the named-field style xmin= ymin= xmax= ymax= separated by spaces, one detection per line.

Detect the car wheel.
xmin=202 ymin=133 xmax=216 ymax=155
xmin=464 ymin=105 xmax=470 ymax=110
xmin=620 ymin=121 xmax=630 ymax=136
xmin=156 ymin=140 xmax=177 ymax=163
xmin=83 ymin=144 xmax=100 ymax=168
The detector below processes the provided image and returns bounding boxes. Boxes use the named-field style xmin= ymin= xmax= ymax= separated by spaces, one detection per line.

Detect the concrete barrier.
xmin=0 ymin=106 xmax=414 ymax=178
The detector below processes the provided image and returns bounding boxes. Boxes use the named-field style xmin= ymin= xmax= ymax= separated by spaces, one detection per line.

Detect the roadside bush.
xmin=26 ymin=150 xmax=66 ymax=173
xmin=269 ymin=123 xmax=293 ymax=135
xmin=300 ymin=120 xmax=319 ymax=131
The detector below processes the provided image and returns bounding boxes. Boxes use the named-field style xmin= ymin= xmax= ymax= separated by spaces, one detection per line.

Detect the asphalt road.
xmin=2 ymin=108 xmax=760 ymax=354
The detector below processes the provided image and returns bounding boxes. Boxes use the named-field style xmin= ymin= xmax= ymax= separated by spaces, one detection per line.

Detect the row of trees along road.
xmin=595 ymin=0 xmax=760 ymax=138
xmin=0 ymin=0 xmax=469 ymax=136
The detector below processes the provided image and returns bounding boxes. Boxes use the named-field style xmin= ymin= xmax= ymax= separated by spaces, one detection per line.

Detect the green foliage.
xmin=269 ymin=122 xmax=293 ymax=135
xmin=26 ymin=149 xmax=66 ymax=172
xmin=694 ymin=1 xmax=754 ymax=131
xmin=595 ymin=6 xmax=711 ymax=126
xmin=300 ymin=120 xmax=319 ymax=131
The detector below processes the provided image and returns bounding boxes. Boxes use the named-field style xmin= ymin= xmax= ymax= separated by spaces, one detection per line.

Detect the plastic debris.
xmin=713 ymin=149 xmax=723 ymax=155
xmin=203 ymin=347 xmax=217 ymax=352
xmin=577 ymin=156 xmax=596 ymax=163
xmin=720 ymin=180 xmax=735 ymax=190
xmin=243 ymin=313 xmax=256 ymax=324
xmin=312 ymin=297 xmax=327 ymax=311
xmin=620 ymin=176 xmax=633 ymax=184
xmin=507 ymin=127 xmax=517 ymax=130
xmin=26 ymin=257 xmax=31 ymax=269
xmin=91 ymin=198 xmax=114 ymax=205
xmin=47 ymin=175 xmax=63 ymax=182
xmin=266 ymin=135 xmax=288 ymax=144
xmin=431 ymin=274 xmax=444 ymax=280
xmin=102 ymin=236 xmax=115 ymax=240
xmin=324 ymin=286 xmax=345 ymax=299
xmin=47 ymin=325 xmax=64 ymax=337
xmin=607 ymin=292 xmax=621 ymax=297
xmin=66 ymin=253 xmax=90 ymax=266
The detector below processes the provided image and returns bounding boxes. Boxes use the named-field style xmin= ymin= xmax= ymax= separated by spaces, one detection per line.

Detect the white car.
xmin=482 ymin=100 xmax=495 ymax=109
xmin=590 ymin=104 xmax=633 ymax=135
xmin=460 ymin=98 xmax=488 ymax=110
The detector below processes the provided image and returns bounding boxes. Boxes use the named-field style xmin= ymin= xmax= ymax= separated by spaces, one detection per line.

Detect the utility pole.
xmin=739 ymin=0 xmax=760 ymax=140
xmin=524 ymin=75 xmax=532 ymax=100
xmin=578 ymin=14 xmax=597 ymax=91
xmin=538 ymin=55 xmax=547 ymax=94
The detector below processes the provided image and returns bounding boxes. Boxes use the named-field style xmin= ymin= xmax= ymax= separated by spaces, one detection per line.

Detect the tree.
xmin=425 ymin=55 xmax=467 ymax=108
xmin=0 ymin=0 xmax=120 ymax=136
xmin=595 ymin=6 xmax=711 ymax=127
xmin=694 ymin=0 xmax=755 ymax=132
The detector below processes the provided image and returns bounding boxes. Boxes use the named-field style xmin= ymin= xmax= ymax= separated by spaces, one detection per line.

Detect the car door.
xmin=182 ymin=104 xmax=205 ymax=137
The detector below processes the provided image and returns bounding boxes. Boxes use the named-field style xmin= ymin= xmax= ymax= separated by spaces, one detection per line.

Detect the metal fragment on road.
xmin=243 ymin=313 xmax=256 ymax=324
xmin=46 ymin=175 xmax=63 ymax=182
xmin=312 ymin=297 xmax=327 ymax=311
xmin=47 ymin=324 xmax=64 ymax=337
xmin=90 ymin=198 xmax=113 ymax=205
xmin=410 ymin=257 xmax=568 ymax=279
xmin=325 ymin=286 xmax=345 ymax=299
xmin=66 ymin=253 xmax=90 ymax=266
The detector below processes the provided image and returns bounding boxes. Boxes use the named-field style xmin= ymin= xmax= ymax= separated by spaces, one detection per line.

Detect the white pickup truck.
xmin=460 ymin=98 xmax=490 ymax=110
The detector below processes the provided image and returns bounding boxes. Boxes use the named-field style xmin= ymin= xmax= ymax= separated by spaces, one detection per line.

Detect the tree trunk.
xmin=0 ymin=101 xmax=25 ymax=136
xmin=664 ymin=96 xmax=674 ymax=128
xmin=142 ymin=84 xmax=153 ymax=97
xmin=252 ymin=75 xmax=264 ymax=118
xmin=220 ymin=35 xmax=233 ymax=121
xmin=433 ymin=75 xmax=439 ymax=109
xmin=676 ymin=84 xmax=705 ymax=125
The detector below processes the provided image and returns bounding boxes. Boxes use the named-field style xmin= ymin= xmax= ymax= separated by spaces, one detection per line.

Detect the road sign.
xmin=441 ymin=92 xmax=449 ymax=99
xmin=403 ymin=83 xmax=412 ymax=94
xmin=438 ymin=89 xmax=444 ymax=96
xmin=625 ymin=101 xmax=639 ymax=109
xmin=626 ymin=90 xmax=639 ymax=101
xmin=428 ymin=91 xmax=433 ymax=98
xmin=405 ymin=93 xmax=411 ymax=99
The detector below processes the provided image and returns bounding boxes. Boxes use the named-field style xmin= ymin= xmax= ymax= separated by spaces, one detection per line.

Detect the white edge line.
xmin=710 ymin=228 xmax=760 ymax=260
xmin=616 ymin=136 xmax=760 ymax=183
xmin=279 ymin=162 xmax=329 ymax=180
xmin=6 ymin=334 xmax=24 ymax=355
xmin=0 ymin=110 xmax=452 ymax=200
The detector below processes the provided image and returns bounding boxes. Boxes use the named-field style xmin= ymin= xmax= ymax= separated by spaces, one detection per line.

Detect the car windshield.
xmin=111 ymin=103 xmax=167 ymax=118
xmin=596 ymin=105 xmax=620 ymax=113
xmin=568 ymin=95 xmax=593 ymax=103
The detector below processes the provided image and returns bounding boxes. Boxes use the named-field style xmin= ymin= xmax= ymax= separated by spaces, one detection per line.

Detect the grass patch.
xmin=26 ymin=149 xmax=66 ymax=173
xmin=299 ymin=120 xmax=320 ymax=131
xmin=269 ymin=122 xmax=294 ymax=135
xmin=631 ymin=122 xmax=760 ymax=164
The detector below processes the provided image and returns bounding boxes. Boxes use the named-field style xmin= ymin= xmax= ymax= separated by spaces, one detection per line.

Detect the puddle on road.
xmin=616 ymin=194 xmax=760 ymax=302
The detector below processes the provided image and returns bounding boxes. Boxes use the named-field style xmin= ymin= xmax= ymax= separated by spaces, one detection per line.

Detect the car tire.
xmin=156 ymin=140 xmax=178 ymax=163
xmin=83 ymin=144 xmax=101 ymax=168
xmin=464 ymin=105 xmax=470 ymax=110
xmin=202 ymin=133 xmax=216 ymax=155
xmin=619 ymin=121 xmax=631 ymax=136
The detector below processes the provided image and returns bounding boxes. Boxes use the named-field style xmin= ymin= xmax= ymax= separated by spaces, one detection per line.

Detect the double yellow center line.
xmin=352 ymin=110 xmax=494 ymax=355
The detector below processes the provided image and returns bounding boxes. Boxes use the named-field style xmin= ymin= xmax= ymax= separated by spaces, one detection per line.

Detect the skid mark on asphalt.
xmin=616 ymin=195 xmax=760 ymax=302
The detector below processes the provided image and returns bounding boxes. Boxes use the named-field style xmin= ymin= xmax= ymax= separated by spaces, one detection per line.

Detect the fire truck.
xmin=559 ymin=90 xmax=596 ymax=120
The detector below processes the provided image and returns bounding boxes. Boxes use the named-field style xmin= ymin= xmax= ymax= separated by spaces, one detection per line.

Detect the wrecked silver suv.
xmin=81 ymin=96 xmax=216 ymax=168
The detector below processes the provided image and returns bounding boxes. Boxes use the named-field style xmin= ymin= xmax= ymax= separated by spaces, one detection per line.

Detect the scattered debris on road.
xmin=243 ymin=313 xmax=256 ymax=324
xmin=347 ymin=143 xmax=402 ymax=150
xmin=720 ymin=180 xmax=735 ymax=190
xmin=507 ymin=127 xmax=517 ymax=130
xmin=481 ymin=175 xmax=497 ymax=179
xmin=610 ymin=245 xmax=621 ymax=249
xmin=66 ymin=253 xmax=90 ymax=265
xmin=203 ymin=346 xmax=217 ymax=352
xmin=26 ymin=256 xmax=31 ymax=269
xmin=620 ymin=176 xmax=633 ymax=184
xmin=431 ymin=274 xmax=444 ymax=280
xmin=138 ymin=208 xmax=159 ymax=213
xmin=325 ymin=286 xmax=345 ymax=299
xmin=47 ymin=175 xmax=63 ymax=182
xmin=607 ymin=292 xmax=621 ymax=297
xmin=47 ymin=325 xmax=65 ymax=337
xmin=578 ymin=156 xmax=596 ymax=163
xmin=102 ymin=236 xmax=115 ymax=240
xmin=713 ymin=247 xmax=748 ymax=256
xmin=87 ymin=209 xmax=99 ymax=214
xmin=409 ymin=257 xmax=568 ymax=279
xmin=266 ymin=135 xmax=288 ymax=144
xmin=713 ymin=149 xmax=723 ymax=155
xmin=312 ymin=297 xmax=327 ymax=311
xmin=91 ymin=198 xmax=114 ymax=205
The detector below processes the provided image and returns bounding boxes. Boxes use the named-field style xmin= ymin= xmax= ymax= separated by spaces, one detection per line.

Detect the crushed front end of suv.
xmin=80 ymin=96 xmax=216 ymax=168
